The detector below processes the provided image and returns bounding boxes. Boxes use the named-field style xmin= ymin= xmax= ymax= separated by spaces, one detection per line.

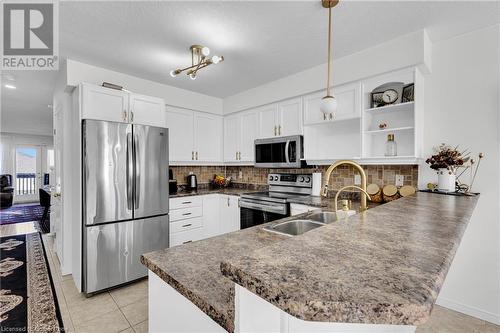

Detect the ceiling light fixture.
xmin=4 ymin=84 xmax=16 ymax=89
xmin=170 ymin=45 xmax=224 ymax=80
xmin=319 ymin=0 xmax=339 ymax=116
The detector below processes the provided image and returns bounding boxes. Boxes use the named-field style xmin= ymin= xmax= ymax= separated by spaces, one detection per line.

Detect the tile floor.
xmin=3 ymin=222 xmax=498 ymax=333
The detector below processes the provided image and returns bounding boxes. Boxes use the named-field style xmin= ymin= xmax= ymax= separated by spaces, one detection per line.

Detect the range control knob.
xmin=305 ymin=176 xmax=311 ymax=183
xmin=269 ymin=175 xmax=274 ymax=181
xmin=299 ymin=176 xmax=305 ymax=182
xmin=274 ymin=176 xmax=279 ymax=181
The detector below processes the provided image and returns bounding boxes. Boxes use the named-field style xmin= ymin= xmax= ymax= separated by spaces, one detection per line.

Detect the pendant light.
xmin=319 ymin=0 xmax=339 ymax=115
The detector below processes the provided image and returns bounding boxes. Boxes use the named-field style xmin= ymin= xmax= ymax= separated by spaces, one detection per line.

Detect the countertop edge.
xmin=140 ymin=254 xmax=235 ymax=333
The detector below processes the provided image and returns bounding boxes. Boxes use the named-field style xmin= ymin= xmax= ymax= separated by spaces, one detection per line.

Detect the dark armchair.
xmin=0 ymin=174 xmax=14 ymax=208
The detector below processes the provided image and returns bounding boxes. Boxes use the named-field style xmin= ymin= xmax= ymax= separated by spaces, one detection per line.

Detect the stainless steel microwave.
xmin=254 ymin=135 xmax=306 ymax=168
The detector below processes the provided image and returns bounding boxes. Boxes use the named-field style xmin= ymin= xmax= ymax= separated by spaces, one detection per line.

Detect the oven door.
xmin=254 ymin=135 xmax=303 ymax=168
xmin=239 ymin=198 xmax=289 ymax=229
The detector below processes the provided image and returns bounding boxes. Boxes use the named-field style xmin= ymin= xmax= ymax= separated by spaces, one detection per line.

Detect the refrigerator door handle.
xmin=126 ymin=132 xmax=133 ymax=210
xmin=134 ymin=133 xmax=140 ymax=209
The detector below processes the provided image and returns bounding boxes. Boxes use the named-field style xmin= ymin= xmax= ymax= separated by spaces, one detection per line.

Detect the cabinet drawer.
xmin=170 ymin=196 xmax=202 ymax=210
xmin=170 ymin=228 xmax=205 ymax=247
xmin=170 ymin=206 xmax=203 ymax=222
xmin=170 ymin=217 xmax=203 ymax=234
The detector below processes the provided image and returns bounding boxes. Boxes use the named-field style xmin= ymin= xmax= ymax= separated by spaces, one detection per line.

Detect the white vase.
xmin=437 ymin=169 xmax=456 ymax=192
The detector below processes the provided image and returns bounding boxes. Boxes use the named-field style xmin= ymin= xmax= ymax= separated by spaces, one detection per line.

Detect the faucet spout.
xmin=321 ymin=160 xmax=369 ymax=211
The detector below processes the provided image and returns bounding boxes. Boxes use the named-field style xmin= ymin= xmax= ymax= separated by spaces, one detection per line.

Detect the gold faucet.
xmin=334 ymin=186 xmax=371 ymax=212
xmin=321 ymin=160 xmax=370 ymax=211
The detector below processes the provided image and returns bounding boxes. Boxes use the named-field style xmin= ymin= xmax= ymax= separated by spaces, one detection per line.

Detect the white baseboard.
xmin=436 ymin=297 xmax=500 ymax=325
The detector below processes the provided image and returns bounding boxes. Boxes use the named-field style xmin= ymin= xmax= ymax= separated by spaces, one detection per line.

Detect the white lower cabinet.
xmin=169 ymin=194 xmax=240 ymax=247
xmin=219 ymin=195 xmax=240 ymax=234
xmin=290 ymin=203 xmax=319 ymax=216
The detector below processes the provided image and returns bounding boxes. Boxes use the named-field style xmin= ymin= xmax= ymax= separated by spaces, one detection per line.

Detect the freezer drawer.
xmin=84 ymin=215 xmax=169 ymax=294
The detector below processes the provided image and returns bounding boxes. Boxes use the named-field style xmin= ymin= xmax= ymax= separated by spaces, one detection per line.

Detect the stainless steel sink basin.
xmin=307 ymin=212 xmax=338 ymax=224
xmin=264 ymin=219 xmax=325 ymax=236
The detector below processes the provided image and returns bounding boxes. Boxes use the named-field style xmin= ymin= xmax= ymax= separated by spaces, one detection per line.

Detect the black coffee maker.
xmin=186 ymin=172 xmax=198 ymax=191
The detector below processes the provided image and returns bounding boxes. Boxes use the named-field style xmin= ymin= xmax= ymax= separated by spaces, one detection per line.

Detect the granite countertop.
xmin=141 ymin=225 xmax=287 ymax=332
xmin=142 ymin=192 xmax=478 ymax=332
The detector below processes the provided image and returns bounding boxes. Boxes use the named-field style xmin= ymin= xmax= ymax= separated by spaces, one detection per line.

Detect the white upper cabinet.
xmin=257 ymin=98 xmax=303 ymax=139
xmin=303 ymin=82 xmax=360 ymax=125
xmin=194 ymin=113 xmax=223 ymax=163
xmin=81 ymin=83 xmax=129 ymax=123
xmin=166 ymin=106 xmax=223 ymax=164
xmin=129 ymin=94 xmax=166 ymax=127
xmin=80 ymin=83 xmax=166 ymax=127
xmin=224 ymin=115 xmax=240 ymax=162
xmin=257 ymin=105 xmax=279 ymax=139
xmin=165 ymin=107 xmax=195 ymax=162
xmin=223 ymin=111 xmax=259 ymax=163
xmin=277 ymin=97 xmax=302 ymax=136
xmin=239 ymin=111 xmax=259 ymax=162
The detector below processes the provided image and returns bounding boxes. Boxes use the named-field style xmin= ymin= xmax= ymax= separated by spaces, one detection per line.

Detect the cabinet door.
xmin=239 ymin=111 xmax=259 ymax=162
xmin=220 ymin=195 xmax=240 ymax=234
xmin=257 ymin=105 xmax=278 ymax=139
xmin=165 ymin=107 xmax=194 ymax=162
xmin=202 ymin=195 xmax=220 ymax=238
xmin=129 ymin=94 xmax=166 ymax=127
xmin=334 ymin=82 xmax=360 ymax=120
xmin=224 ymin=115 xmax=240 ymax=162
xmin=81 ymin=84 xmax=129 ymax=123
xmin=303 ymin=91 xmax=326 ymax=125
xmin=194 ymin=112 xmax=223 ymax=163
xmin=277 ymin=98 xmax=302 ymax=136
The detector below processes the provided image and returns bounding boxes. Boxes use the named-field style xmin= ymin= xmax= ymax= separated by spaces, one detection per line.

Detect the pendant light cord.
xmin=326 ymin=6 xmax=332 ymax=97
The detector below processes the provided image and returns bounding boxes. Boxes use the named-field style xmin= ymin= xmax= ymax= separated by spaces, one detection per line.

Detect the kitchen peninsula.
xmin=141 ymin=192 xmax=478 ymax=333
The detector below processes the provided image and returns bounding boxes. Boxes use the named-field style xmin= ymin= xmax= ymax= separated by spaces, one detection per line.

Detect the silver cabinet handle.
xmin=329 ymin=113 xmax=333 ymax=120
xmin=182 ymin=201 xmax=192 ymax=204
xmin=238 ymin=152 xmax=241 ymax=160
xmin=227 ymin=197 xmax=230 ymax=207
xmin=130 ymin=111 xmax=134 ymax=122
xmin=323 ymin=113 xmax=327 ymax=120
xmin=195 ymin=151 xmax=198 ymax=160
xmin=182 ymin=223 xmax=192 ymax=227
xmin=182 ymin=212 xmax=192 ymax=216
xmin=278 ymin=125 xmax=281 ymax=135
xmin=274 ymin=126 xmax=277 ymax=136
xmin=235 ymin=151 xmax=238 ymax=160
xmin=192 ymin=151 xmax=194 ymax=160
xmin=123 ymin=110 xmax=128 ymax=122
xmin=183 ymin=240 xmax=193 ymax=244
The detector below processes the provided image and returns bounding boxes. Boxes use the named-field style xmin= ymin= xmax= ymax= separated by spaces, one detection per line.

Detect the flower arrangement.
xmin=425 ymin=144 xmax=468 ymax=173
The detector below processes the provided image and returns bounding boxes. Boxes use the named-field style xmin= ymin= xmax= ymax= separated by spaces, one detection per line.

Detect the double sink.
xmin=263 ymin=212 xmax=337 ymax=237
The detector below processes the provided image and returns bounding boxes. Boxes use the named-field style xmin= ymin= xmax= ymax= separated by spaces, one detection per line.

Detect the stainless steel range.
xmin=239 ymin=173 xmax=312 ymax=229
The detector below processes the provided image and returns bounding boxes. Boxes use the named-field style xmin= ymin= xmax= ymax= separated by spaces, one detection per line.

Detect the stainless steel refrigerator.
xmin=82 ymin=119 xmax=169 ymax=294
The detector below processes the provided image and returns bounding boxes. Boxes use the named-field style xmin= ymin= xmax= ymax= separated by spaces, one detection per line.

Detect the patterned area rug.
xmin=0 ymin=204 xmax=50 ymax=233
xmin=0 ymin=233 xmax=63 ymax=332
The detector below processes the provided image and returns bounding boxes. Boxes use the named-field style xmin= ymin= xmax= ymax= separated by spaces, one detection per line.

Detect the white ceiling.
xmin=1 ymin=1 xmax=499 ymax=135
xmin=59 ymin=1 xmax=500 ymax=98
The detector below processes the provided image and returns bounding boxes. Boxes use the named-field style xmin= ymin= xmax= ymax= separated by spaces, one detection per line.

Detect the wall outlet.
xmin=395 ymin=175 xmax=404 ymax=187
xmin=238 ymin=170 xmax=243 ymax=179
xmin=354 ymin=174 xmax=361 ymax=185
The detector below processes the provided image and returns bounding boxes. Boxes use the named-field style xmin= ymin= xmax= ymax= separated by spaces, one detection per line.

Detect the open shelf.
xmin=365 ymin=126 xmax=414 ymax=134
xmin=365 ymin=101 xmax=415 ymax=114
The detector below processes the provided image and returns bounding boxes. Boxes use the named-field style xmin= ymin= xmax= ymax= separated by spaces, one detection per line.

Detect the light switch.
xmin=395 ymin=175 xmax=404 ymax=187
xmin=354 ymin=174 xmax=361 ymax=185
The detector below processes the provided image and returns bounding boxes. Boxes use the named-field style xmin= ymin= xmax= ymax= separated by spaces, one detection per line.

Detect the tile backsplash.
xmin=170 ymin=164 xmax=418 ymax=189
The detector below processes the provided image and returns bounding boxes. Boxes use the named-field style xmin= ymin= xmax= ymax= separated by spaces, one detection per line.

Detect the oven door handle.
xmin=285 ymin=140 xmax=290 ymax=163
xmin=240 ymin=200 xmax=287 ymax=215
